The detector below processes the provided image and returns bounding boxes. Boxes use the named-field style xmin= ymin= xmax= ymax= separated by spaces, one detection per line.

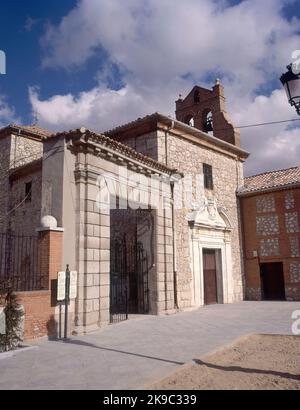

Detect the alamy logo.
xmin=0 ymin=50 xmax=6 ymax=75
xmin=291 ymin=310 xmax=300 ymax=335
xmin=292 ymin=50 xmax=300 ymax=75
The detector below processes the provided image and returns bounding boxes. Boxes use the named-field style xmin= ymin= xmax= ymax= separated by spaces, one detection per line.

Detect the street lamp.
xmin=280 ymin=64 xmax=300 ymax=116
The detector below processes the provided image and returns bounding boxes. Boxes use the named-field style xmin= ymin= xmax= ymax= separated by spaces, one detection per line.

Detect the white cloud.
xmin=31 ymin=0 xmax=300 ymax=175
xmin=0 ymin=95 xmax=18 ymax=127
xmin=29 ymin=80 xmax=182 ymax=132
xmin=231 ymin=89 xmax=300 ymax=175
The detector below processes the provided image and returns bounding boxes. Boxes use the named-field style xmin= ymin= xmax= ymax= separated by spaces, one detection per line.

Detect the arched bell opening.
xmin=202 ymin=109 xmax=213 ymax=135
xmin=183 ymin=114 xmax=195 ymax=127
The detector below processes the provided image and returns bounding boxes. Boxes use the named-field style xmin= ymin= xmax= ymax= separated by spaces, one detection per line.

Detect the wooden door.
xmin=203 ymin=249 xmax=218 ymax=305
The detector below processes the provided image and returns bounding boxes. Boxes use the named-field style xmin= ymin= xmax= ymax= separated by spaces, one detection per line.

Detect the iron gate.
xmin=110 ymin=235 xmax=149 ymax=324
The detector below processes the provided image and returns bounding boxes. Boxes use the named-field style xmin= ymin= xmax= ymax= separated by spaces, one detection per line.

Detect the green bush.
xmin=0 ymin=279 xmax=24 ymax=352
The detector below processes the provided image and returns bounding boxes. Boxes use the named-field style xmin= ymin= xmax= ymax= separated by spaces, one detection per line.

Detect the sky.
xmin=0 ymin=0 xmax=300 ymax=176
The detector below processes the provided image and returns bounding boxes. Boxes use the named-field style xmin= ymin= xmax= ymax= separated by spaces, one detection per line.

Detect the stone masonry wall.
xmin=10 ymin=134 xmax=42 ymax=169
xmin=156 ymin=131 xmax=244 ymax=307
xmin=116 ymin=129 xmax=245 ymax=309
xmin=8 ymin=169 xmax=42 ymax=235
xmin=0 ymin=135 xmax=12 ymax=232
xmin=0 ymin=133 xmax=43 ymax=233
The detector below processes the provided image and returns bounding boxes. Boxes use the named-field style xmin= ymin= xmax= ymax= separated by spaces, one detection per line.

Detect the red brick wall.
xmin=18 ymin=230 xmax=63 ymax=340
xmin=240 ymin=188 xmax=300 ymax=301
xmin=175 ymin=83 xmax=240 ymax=146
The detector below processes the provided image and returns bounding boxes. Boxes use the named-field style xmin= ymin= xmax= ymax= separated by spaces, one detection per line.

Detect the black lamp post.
xmin=280 ymin=64 xmax=300 ymax=116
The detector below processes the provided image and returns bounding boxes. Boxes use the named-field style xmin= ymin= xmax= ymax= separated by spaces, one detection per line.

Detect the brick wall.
xmin=17 ymin=229 xmax=63 ymax=340
xmin=175 ymin=83 xmax=240 ymax=146
xmin=240 ymin=188 xmax=300 ymax=301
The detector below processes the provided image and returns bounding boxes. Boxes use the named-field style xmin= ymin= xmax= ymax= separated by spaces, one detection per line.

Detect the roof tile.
xmin=239 ymin=166 xmax=300 ymax=195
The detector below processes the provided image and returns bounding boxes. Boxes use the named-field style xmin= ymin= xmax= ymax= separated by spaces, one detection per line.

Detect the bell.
xmin=205 ymin=117 xmax=213 ymax=132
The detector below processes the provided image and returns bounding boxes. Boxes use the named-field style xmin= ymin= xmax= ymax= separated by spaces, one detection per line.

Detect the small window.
xmin=25 ymin=181 xmax=32 ymax=202
xmin=194 ymin=90 xmax=200 ymax=103
xmin=203 ymin=164 xmax=213 ymax=190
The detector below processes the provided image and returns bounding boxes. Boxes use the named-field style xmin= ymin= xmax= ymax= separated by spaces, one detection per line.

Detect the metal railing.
xmin=0 ymin=232 xmax=46 ymax=292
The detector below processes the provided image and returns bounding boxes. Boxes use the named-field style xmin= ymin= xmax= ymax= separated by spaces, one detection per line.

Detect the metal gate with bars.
xmin=0 ymin=231 xmax=45 ymax=291
xmin=110 ymin=235 xmax=149 ymax=324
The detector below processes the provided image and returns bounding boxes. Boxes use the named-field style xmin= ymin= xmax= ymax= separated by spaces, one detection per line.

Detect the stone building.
xmin=0 ymin=125 xmax=50 ymax=234
xmin=0 ymin=81 xmax=249 ymax=338
xmin=238 ymin=166 xmax=300 ymax=301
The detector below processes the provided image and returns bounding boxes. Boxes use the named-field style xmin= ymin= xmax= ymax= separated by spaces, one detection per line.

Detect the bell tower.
xmin=175 ymin=80 xmax=240 ymax=146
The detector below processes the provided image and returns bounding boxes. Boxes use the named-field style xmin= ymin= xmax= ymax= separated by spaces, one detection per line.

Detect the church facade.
xmin=0 ymin=81 xmax=249 ymax=338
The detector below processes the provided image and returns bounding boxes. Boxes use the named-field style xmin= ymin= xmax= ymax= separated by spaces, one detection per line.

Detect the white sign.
xmin=0 ymin=307 xmax=5 ymax=335
xmin=69 ymin=271 xmax=78 ymax=300
xmin=57 ymin=271 xmax=78 ymax=301
xmin=57 ymin=271 xmax=66 ymax=301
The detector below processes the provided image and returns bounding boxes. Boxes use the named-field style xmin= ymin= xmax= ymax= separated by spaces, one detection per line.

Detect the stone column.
xmin=74 ymin=167 xmax=111 ymax=334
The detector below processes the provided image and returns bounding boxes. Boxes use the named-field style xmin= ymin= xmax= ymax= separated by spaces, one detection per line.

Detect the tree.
xmin=0 ymin=278 xmax=24 ymax=352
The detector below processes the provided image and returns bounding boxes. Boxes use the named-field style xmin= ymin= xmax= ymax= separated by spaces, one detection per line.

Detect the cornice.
xmin=64 ymin=128 xmax=179 ymax=177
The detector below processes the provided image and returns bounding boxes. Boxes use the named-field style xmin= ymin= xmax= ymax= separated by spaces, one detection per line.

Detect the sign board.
xmin=57 ymin=271 xmax=66 ymax=301
xmin=69 ymin=271 xmax=78 ymax=299
xmin=57 ymin=271 xmax=78 ymax=301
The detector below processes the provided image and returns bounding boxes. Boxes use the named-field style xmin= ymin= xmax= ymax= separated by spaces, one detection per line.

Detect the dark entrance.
xmin=110 ymin=209 xmax=152 ymax=323
xmin=110 ymin=235 xmax=149 ymax=323
xmin=203 ymin=249 xmax=218 ymax=305
xmin=260 ymin=262 xmax=285 ymax=301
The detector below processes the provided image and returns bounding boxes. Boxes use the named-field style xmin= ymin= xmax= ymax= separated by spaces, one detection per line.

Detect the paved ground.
xmin=0 ymin=301 xmax=299 ymax=390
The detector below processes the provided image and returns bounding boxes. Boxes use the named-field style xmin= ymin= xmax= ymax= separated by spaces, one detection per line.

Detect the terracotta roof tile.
xmin=104 ymin=113 xmax=160 ymax=135
xmin=10 ymin=124 xmax=53 ymax=138
xmin=0 ymin=123 xmax=53 ymax=139
xmin=239 ymin=166 xmax=300 ymax=195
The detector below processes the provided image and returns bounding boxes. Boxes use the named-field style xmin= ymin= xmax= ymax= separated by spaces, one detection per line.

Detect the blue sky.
xmin=0 ymin=0 xmax=90 ymax=122
xmin=0 ymin=0 xmax=300 ymax=175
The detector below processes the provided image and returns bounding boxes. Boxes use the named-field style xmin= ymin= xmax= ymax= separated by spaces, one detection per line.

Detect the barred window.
xmin=25 ymin=181 xmax=32 ymax=202
xmin=203 ymin=163 xmax=213 ymax=190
